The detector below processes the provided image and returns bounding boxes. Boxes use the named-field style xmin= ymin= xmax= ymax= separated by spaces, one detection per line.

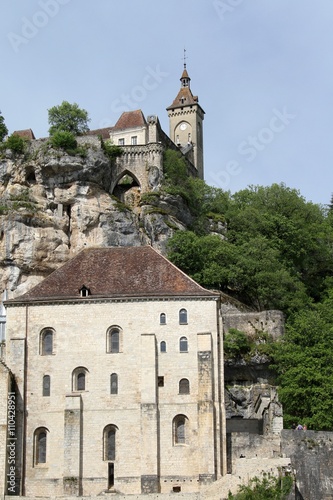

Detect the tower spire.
xmin=183 ymin=47 xmax=187 ymax=69
xmin=181 ymin=49 xmax=190 ymax=88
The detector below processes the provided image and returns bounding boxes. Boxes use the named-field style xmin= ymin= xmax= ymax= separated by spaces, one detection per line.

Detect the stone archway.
xmin=112 ymin=171 xmax=141 ymax=207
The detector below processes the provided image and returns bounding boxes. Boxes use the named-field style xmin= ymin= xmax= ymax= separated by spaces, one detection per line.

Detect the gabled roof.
xmin=88 ymin=127 xmax=114 ymax=139
xmin=6 ymin=246 xmax=217 ymax=304
xmin=113 ymin=110 xmax=147 ymax=130
xmin=13 ymin=129 xmax=35 ymax=140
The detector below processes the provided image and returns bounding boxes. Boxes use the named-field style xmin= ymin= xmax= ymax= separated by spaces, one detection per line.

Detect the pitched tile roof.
xmin=113 ymin=110 xmax=147 ymax=130
xmin=13 ymin=129 xmax=36 ymax=140
xmin=166 ymin=86 xmax=200 ymax=110
xmin=88 ymin=127 xmax=114 ymax=139
xmin=7 ymin=246 xmax=217 ymax=303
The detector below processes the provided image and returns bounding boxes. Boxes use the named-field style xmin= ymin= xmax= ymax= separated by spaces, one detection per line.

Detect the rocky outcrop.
xmin=0 ymin=140 xmax=196 ymax=298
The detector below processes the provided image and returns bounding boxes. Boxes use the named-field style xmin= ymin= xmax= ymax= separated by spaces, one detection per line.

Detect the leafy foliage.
xmin=6 ymin=134 xmax=26 ymax=154
xmin=50 ymin=130 xmax=77 ymax=151
xmin=272 ymin=288 xmax=333 ymax=430
xmin=101 ymin=139 xmax=123 ymax=160
xmin=48 ymin=101 xmax=90 ymax=136
xmin=228 ymin=473 xmax=293 ymax=499
xmin=224 ymin=329 xmax=251 ymax=358
xmin=167 ymin=183 xmax=332 ymax=315
xmin=0 ymin=111 xmax=8 ymax=141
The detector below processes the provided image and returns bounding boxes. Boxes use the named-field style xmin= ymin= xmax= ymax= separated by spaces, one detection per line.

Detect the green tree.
xmin=0 ymin=111 xmax=8 ymax=141
xmin=50 ymin=130 xmax=77 ymax=151
xmin=48 ymin=101 xmax=90 ymax=136
xmin=228 ymin=473 xmax=293 ymax=499
xmin=273 ymin=288 xmax=333 ymax=430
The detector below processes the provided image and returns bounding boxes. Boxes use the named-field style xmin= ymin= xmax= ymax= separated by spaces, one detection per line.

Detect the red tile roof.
xmin=113 ymin=110 xmax=147 ymax=130
xmin=7 ymin=246 xmax=217 ymax=303
xmin=88 ymin=127 xmax=114 ymax=139
xmin=13 ymin=129 xmax=35 ymax=140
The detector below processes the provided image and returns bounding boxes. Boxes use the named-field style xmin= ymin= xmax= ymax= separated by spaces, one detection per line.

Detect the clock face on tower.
xmin=180 ymin=122 xmax=187 ymax=131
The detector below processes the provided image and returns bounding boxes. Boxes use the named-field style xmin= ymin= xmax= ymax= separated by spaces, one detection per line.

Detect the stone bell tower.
xmin=166 ymin=60 xmax=205 ymax=179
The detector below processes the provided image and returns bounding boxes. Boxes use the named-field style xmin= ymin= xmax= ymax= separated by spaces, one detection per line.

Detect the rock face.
xmin=281 ymin=430 xmax=333 ymax=499
xmin=0 ymin=140 xmax=196 ymax=298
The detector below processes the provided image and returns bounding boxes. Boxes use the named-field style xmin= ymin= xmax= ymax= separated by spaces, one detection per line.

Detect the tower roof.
xmin=167 ymin=66 xmax=204 ymax=113
xmin=6 ymin=246 xmax=218 ymax=304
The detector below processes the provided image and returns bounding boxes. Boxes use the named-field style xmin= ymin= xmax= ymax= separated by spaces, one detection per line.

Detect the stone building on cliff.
xmin=0 ymin=65 xmax=288 ymax=498
xmin=2 ymin=246 xmax=226 ymax=496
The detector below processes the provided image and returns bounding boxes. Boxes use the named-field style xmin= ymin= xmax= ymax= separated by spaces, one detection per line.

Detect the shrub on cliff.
xmin=6 ymin=134 xmax=26 ymax=154
xmin=49 ymin=130 xmax=77 ymax=152
xmin=0 ymin=111 xmax=8 ymax=141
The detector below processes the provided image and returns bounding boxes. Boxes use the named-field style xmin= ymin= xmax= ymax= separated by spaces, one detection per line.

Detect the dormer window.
xmin=80 ymin=285 xmax=90 ymax=297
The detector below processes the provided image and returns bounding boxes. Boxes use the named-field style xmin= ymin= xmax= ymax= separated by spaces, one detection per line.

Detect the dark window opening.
xmin=108 ymin=463 xmax=114 ymax=489
xmin=77 ymin=372 xmax=85 ymax=391
xmin=41 ymin=329 xmax=53 ymax=355
xmin=43 ymin=375 xmax=50 ymax=397
xmin=160 ymin=341 xmax=166 ymax=353
xmin=35 ymin=429 xmax=47 ymax=464
xmin=179 ymin=308 xmax=188 ymax=324
xmin=104 ymin=425 xmax=117 ymax=462
xmin=110 ymin=373 xmax=118 ymax=394
xmin=179 ymin=336 xmax=188 ymax=353
xmin=160 ymin=313 xmax=166 ymax=325
xmin=175 ymin=416 xmax=186 ymax=444
xmin=179 ymin=378 xmax=190 ymax=394
xmin=158 ymin=376 xmax=164 ymax=387
xmin=80 ymin=285 xmax=90 ymax=297
xmin=110 ymin=329 xmax=119 ymax=353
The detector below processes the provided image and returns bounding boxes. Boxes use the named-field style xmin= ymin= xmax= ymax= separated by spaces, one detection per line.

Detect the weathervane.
xmin=183 ymin=48 xmax=188 ymax=69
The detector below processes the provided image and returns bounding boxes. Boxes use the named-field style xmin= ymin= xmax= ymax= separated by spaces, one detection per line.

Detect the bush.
xmin=6 ymin=134 xmax=26 ymax=154
xmin=228 ymin=472 xmax=293 ymax=499
xmin=224 ymin=329 xmax=251 ymax=358
xmin=50 ymin=131 xmax=77 ymax=152
xmin=101 ymin=139 xmax=122 ymax=160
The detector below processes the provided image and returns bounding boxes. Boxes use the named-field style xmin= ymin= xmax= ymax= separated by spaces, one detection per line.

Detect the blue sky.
xmin=1 ymin=1 xmax=332 ymax=205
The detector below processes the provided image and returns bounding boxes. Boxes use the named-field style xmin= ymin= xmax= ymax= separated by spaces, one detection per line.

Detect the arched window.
xmin=34 ymin=427 xmax=48 ymax=464
xmin=77 ymin=372 xmax=85 ymax=391
xmin=160 ymin=341 xmax=166 ymax=353
xmin=179 ymin=309 xmax=188 ymax=324
xmin=160 ymin=313 xmax=166 ymax=325
xmin=173 ymin=415 xmax=188 ymax=445
xmin=43 ymin=375 xmax=50 ymax=397
xmin=110 ymin=373 xmax=118 ymax=395
xmin=103 ymin=425 xmax=118 ymax=461
xmin=179 ymin=378 xmax=190 ymax=394
xmin=179 ymin=336 xmax=188 ymax=353
xmin=107 ymin=326 xmax=122 ymax=353
xmin=40 ymin=328 xmax=54 ymax=355
xmin=72 ymin=367 xmax=88 ymax=392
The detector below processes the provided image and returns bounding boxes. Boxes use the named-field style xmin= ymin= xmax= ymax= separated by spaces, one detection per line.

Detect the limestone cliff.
xmin=0 ymin=138 xmax=196 ymax=298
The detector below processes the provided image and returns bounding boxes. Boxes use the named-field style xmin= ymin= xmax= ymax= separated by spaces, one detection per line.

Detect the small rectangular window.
xmin=158 ymin=376 xmax=164 ymax=387
xmin=131 ymin=136 xmax=137 ymax=145
xmin=118 ymin=138 xmax=124 ymax=145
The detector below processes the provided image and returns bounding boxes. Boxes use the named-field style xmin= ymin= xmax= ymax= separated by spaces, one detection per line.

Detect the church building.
xmin=2 ymin=246 xmax=226 ymax=496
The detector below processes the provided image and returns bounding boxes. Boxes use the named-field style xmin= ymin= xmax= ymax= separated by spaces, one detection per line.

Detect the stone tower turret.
xmin=167 ymin=63 xmax=205 ymax=179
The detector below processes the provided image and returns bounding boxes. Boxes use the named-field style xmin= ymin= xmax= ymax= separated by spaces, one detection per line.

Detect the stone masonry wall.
xmin=5 ymin=297 xmax=223 ymax=497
